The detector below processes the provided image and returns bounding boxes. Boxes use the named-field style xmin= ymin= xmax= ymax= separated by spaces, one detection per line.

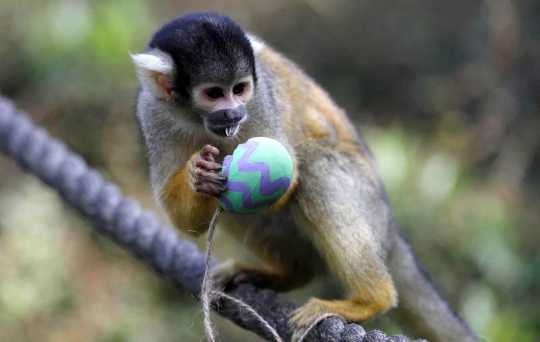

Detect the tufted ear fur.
xmin=247 ymin=35 xmax=265 ymax=55
xmin=130 ymin=51 xmax=174 ymax=99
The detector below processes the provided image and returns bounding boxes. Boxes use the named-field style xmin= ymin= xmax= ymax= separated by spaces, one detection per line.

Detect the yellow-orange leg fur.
xmin=160 ymin=145 xmax=223 ymax=237
xmin=289 ymin=140 xmax=398 ymax=341
xmin=290 ymin=283 xmax=396 ymax=341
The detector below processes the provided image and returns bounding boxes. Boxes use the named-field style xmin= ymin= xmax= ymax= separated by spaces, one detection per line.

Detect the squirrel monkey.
xmin=131 ymin=12 xmax=478 ymax=342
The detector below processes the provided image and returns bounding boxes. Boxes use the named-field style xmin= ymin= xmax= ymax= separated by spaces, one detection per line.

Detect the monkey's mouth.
xmin=210 ymin=124 xmax=240 ymax=137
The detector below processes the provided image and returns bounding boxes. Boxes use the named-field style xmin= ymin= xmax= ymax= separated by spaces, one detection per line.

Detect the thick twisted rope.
xmin=202 ymin=207 xmax=283 ymax=342
xmin=0 ymin=95 xmax=425 ymax=342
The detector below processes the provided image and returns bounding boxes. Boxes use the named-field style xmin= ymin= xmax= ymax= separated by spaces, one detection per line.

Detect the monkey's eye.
xmin=206 ymin=87 xmax=224 ymax=99
xmin=232 ymin=83 xmax=245 ymax=95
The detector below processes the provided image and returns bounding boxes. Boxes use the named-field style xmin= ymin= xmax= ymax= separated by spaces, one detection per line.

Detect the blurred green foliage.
xmin=0 ymin=0 xmax=539 ymax=341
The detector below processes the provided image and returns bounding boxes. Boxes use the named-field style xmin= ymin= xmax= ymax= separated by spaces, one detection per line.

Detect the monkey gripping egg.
xmin=219 ymin=137 xmax=294 ymax=214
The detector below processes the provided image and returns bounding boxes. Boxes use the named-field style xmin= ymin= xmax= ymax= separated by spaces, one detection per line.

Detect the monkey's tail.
xmin=387 ymin=227 xmax=479 ymax=342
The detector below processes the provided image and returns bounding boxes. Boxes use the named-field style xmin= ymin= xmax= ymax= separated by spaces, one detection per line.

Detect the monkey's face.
xmin=132 ymin=13 xmax=259 ymax=138
xmin=191 ymin=76 xmax=254 ymax=137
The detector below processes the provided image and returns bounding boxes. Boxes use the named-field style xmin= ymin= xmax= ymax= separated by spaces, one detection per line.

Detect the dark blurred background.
xmin=0 ymin=0 xmax=539 ymax=341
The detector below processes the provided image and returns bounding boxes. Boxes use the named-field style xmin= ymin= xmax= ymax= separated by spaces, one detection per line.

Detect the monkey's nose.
xmin=207 ymin=107 xmax=246 ymax=127
xmin=206 ymin=106 xmax=247 ymax=137
xmin=222 ymin=109 xmax=244 ymax=122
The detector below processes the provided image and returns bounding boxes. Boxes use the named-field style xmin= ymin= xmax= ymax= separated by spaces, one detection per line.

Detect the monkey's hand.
xmin=188 ymin=145 xmax=227 ymax=197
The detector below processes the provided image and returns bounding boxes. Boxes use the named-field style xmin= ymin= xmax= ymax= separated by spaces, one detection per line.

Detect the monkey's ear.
xmin=130 ymin=53 xmax=174 ymax=99
xmin=247 ymin=35 xmax=265 ymax=55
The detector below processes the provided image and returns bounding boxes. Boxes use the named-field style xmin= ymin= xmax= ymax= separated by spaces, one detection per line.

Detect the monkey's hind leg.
xmin=290 ymin=141 xmax=397 ymax=341
xmin=290 ymin=288 xmax=396 ymax=341
xmin=212 ymin=210 xmax=319 ymax=293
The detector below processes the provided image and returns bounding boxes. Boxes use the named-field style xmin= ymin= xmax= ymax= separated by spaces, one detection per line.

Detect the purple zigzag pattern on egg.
xmin=222 ymin=155 xmax=233 ymax=177
xmin=220 ymin=139 xmax=291 ymax=214
xmin=235 ymin=140 xmax=291 ymax=196
xmin=226 ymin=181 xmax=282 ymax=212
xmin=218 ymin=193 xmax=238 ymax=213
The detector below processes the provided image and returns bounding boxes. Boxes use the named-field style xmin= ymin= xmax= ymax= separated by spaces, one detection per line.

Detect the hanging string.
xmin=200 ymin=207 xmax=283 ymax=342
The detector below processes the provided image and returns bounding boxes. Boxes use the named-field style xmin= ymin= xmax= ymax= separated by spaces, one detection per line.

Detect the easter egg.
xmin=218 ymin=137 xmax=294 ymax=214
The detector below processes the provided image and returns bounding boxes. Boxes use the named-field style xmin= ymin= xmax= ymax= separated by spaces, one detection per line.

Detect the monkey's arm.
xmin=160 ymin=146 xmax=224 ymax=237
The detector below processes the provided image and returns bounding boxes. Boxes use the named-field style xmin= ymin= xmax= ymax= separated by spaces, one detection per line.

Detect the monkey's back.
xmin=254 ymin=42 xmax=384 ymax=195
xmin=256 ymin=45 xmax=365 ymax=154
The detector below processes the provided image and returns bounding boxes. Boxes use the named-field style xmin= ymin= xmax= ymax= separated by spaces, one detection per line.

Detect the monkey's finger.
xmin=200 ymin=145 xmax=219 ymax=162
xmin=196 ymin=169 xmax=227 ymax=183
xmin=196 ymin=159 xmax=222 ymax=172
xmin=196 ymin=177 xmax=227 ymax=188
xmin=195 ymin=183 xmax=227 ymax=197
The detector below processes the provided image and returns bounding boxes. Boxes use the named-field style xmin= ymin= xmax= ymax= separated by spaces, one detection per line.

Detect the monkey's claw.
xmin=189 ymin=144 xmax=227 ymax=197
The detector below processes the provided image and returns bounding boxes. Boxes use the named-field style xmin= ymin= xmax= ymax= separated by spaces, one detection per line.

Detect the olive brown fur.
xmin=131 ymin=12 xmax=479 ymax=342
xmin=0 ymin=94 xmax=426 ymax=342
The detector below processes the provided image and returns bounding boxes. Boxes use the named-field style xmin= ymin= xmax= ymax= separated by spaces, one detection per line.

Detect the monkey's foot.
xmin=188 ymin=144 xmax=227 ymax=197
xmin=212 ymin=260 xmax=248 ymax=289
xmin=290 ymin=300 xmax=345 ymax=342
xmin=211 ymin=260 xmax=293 ymax=292
xmin=290 ymin=294 xmax=396 ymax=341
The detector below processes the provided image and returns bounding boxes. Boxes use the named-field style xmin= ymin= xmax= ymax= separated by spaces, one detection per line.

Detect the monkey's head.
xmin=131 ymin=12 xmax=262 ymax=138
